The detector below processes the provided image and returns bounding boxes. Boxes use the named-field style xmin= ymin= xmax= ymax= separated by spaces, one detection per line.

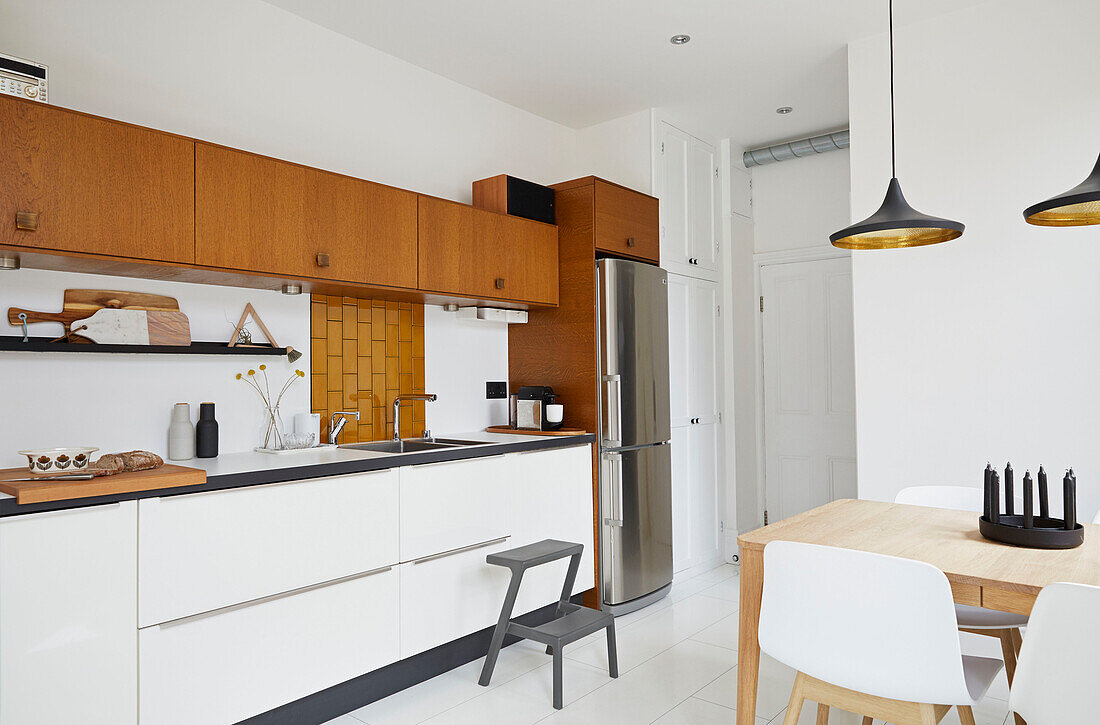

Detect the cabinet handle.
xmin=411 ymin=536 xmax=510 ymax=565
xmin=626 ymin=237 xmax=636 ymax=248
xmin=153 ymin=565 xmax=394 ymax=629
xmin=316 ymin=253 xmax=331 ymax=267
xmin=15 ymin=211 xmax=38 ymax=231
xmin=494 ymin=277 xmax=505 ymax=290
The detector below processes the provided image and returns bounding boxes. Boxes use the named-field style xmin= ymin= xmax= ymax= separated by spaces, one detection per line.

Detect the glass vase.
xmin=262 ymin=405 xmax=285 ymax=451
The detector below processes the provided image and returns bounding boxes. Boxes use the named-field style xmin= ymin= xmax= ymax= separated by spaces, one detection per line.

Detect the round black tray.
xmin=979 ymin=515 xmax=1085 ymax=549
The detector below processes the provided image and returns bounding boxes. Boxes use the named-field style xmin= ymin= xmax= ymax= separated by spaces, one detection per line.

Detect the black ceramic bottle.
xmin=196 ymin=402 xmax=219 ymax=458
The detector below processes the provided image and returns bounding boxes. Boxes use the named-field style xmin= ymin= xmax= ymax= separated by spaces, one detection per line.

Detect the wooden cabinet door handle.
xmin=316 ymin=253 xmax=330 ymax=268
xmin=494 ymin=278 xmax=505 ymax=290
xmin=15 ymin=211 xmax=38 ymax=231
xmin=626 ymin=237 xmax=636 ymax=248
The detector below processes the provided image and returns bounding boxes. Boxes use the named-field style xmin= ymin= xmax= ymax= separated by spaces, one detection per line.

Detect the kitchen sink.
xmin=339 ymin=438 xmax=487 ymax=454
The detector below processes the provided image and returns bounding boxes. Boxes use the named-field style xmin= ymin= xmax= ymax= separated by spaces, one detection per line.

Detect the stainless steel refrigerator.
xmin=597 ymin=258 xmax=673 ymax=614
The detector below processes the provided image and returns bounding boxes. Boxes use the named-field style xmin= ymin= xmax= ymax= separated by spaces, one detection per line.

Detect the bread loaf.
xmin=93 ymin=450 xmax=165 ymax=476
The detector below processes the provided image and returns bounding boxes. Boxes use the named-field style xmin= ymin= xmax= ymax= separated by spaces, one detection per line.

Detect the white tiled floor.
xmin=328 ymin=562 xmax=1015 ymax=725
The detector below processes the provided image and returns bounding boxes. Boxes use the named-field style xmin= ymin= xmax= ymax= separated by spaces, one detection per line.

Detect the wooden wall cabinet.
xmin=417 ymin=195 xmax=558 ymax=306
xmin=195 ymin=143 xmax=417 ymax=289
xmin=0 ymin=96 xmax=558 ymax=309
xmin=547 ymin=177 xmax=659 ymax=263
xmin=0 ymin=96 xmax=195 ymax=264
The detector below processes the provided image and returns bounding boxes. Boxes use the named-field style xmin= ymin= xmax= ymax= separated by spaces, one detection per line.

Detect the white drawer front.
xmin=139 ymin=469 xmax=398 ymax=627
xmin=140 ymin=566 xmax=398 ymax=725
xmin=399 ymin=538 xmax=513 ymax=657
xmin=400 ymin=455 xmax=511 ymax=562
xmin=509 ymin=445 xmax=596 ymax=615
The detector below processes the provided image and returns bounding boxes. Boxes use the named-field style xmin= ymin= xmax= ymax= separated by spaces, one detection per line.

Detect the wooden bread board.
xmin=0 ymin=464 xmax=206 ymax=504
xmin=485 ymin=426 xmax=589 ymax=436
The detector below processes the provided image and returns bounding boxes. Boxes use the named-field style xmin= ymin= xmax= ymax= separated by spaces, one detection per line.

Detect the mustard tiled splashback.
xmin=310 ymin=296 xmax=425 ymax=442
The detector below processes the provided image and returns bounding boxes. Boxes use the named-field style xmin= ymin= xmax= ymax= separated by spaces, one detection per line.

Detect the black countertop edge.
xmin=0 ymin=434 xmax=596 ymax=519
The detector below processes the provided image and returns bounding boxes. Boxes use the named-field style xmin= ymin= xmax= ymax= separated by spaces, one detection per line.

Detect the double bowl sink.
xmin=339 ymin=438 xmax=488 ymax=455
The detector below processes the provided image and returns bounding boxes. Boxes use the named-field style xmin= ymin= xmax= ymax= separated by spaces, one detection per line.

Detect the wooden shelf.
xmin=0 ymin=336 xmax=289 ymax=356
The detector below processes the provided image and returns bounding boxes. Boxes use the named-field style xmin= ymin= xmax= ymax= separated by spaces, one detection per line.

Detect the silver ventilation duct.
xmin=743 ymin=130 xmax=850 ymax=168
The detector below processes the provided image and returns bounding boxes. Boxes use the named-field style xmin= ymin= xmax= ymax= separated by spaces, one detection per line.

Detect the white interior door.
xmin=657 ymin=124 xmax=690 ymax=271
xmin=761 ymin=257 xmax=857 ymax=524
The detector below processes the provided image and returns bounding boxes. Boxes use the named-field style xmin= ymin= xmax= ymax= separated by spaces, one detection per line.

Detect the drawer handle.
xmin=316 ymin=252 xmax=331 ymax=267
xmin=494 ymin=277 xmax=505 ymax=290
xmin=15 ymin=211 xmax=38 ymax=231
xmin=411 ymin=536 xmax=509 ymax=565
xmin=626 ymin=237 xmax=635 ymax=248
xmin=152 ymin=565 xmax=395 ymax=629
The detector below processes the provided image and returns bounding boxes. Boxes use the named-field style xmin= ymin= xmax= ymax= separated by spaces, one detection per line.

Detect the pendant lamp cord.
xmin=889 ymin=0 xmax=896 ymax=178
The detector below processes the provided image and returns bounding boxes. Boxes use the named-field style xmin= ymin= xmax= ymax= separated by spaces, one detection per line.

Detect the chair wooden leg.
xmin=861 ymin=718 xmax=874 ymax=725
xmin=782 ymin=672 xmax=807 ymax=725
xmin=997 ymin=629 xmax=1018 ymax=685
xmin=957 ymin=705 xmax=977 ymax=725
xmin=816 ymin=702 xmax=829 ymax=725
xmin=918 ymin=703 xmax=938 ymax=725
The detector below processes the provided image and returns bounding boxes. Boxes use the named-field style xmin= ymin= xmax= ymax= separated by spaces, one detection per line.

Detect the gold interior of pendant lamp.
xmin=1024 ymin=199 xmax=1100 ymax=227
xmin=832 ymin=226 xmax=963 ymax=250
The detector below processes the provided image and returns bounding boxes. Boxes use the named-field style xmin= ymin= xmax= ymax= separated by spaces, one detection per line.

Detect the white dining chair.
xmin=760 ymin=541 xmax=1002 ymax=725
xmin=895 ymin=485 xmax=1029 ymax=701
xmin=1009 ymin=582 xmax=1100 ymax=724
xmin=1093 ymin=506 xmax=1100 ymax=524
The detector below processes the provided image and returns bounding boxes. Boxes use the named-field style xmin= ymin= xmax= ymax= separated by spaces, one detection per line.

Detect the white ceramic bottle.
xmin=168 ymin=402 xmax=196 ymax=460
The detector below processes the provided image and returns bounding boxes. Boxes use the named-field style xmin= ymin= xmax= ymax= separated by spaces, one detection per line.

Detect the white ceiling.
xmin=263 ymin=0 xmax=988 ymax=148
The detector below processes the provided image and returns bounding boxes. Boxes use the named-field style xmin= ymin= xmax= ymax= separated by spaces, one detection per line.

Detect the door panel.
xmin=598 ymin=259 xmax=671 ymax=447
xmin=762 ymin=257 xmax=857 ymax=523
xmin=0 ymin=96 xmax=194 ymax=263
xmin=594 ymin=179 xmax=659 ymax=262
xmin=658 ymin=126 xmax=690 ymax=269
xmin=195 ymin=143 xmax=417 ymax=287
xmin=689 ymin=422 xmax=720 ymax=565
xmin=417 ymin=196 xmax=558 ymax=304
xmin=602 ymin=444 xmax=673 ymax=605
xmin=688 ymin=141 xmax=718 ymax=272
xmin=689 ymin=279 xmax=719 ymax=422
xmin=666 ymin=275 xmax=691 ymax=426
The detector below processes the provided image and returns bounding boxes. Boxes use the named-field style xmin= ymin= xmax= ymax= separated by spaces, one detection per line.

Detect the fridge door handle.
xmin=602 ymin=373 xmax=622 ymax=448
xmin=602 ymin=450 xmax=623 ymax=528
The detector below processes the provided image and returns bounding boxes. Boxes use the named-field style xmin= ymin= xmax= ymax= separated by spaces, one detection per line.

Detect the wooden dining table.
xmin=735 ymin=498 xmax=1100 ymax=724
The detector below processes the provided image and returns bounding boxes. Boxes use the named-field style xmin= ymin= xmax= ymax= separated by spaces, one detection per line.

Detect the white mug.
xmin=546 ymin=404 xmax=564 ymax=424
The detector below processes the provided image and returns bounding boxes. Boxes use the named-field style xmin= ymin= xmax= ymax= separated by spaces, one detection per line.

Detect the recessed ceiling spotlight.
xmin=776 ymin=106 xmax=793 ymax=115
xmin=669 ymin=34 xmax=691 ymax=45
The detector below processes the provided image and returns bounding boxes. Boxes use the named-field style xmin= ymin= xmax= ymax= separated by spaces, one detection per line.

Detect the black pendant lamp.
xmin=1023 ymin=152 xmax=1100 ymax=226
xmin=830 ymin=0 xmax=964 ymax=250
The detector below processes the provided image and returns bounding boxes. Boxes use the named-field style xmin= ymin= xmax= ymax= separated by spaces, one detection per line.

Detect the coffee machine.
xmin=510 ymin=385 xmax=562 ymax=431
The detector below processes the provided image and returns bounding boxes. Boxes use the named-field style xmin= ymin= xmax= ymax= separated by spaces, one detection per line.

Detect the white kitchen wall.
xmin=0 ymin=270 xmax=310 ymax=465
xmin=422 ymin=306 xmax=510 ymax=434
xmin=573 ymin=109 xmax=654 ymax=193
xmin=848 ymin=0 xmax=1100 ymax=518
xmin=752 ymin=149 xmax=850 ymax=253
xmin=0 ymin=0 xmax=591 ymax=453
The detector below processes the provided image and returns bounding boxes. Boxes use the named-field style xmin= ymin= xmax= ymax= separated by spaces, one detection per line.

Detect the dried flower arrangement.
xmin=237 ymin=364 xmax=306 ymax=450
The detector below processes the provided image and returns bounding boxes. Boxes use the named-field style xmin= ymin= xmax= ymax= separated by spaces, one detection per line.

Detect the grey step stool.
xmin=478 ymin=539 xmax=618 ymax=709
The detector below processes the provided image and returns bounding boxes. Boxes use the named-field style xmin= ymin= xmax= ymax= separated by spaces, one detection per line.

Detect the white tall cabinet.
xmin=667 ymin=274 xmax=722 ymax=572
xmin=657 ymin=122 xmax=720 ymax=280
xmin=656 ymin=119 xmax=725 ymax=573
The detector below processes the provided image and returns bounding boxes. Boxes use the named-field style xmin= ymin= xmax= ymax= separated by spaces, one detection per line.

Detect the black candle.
xmin=990 ymin=470 xmax=1000 ymax=524
xmin=983 ymin=463 xmax=993 ymax=520
xmin=1023 ymin=470 xmax=1034 ymax=528
xmin=1004 ymin=463 xmax=1014 ymax=516
xmin=1063 ymin=470 xmax=1076 ymax=531
xmin=1038 ymin=465 xmax=1049 ymax=519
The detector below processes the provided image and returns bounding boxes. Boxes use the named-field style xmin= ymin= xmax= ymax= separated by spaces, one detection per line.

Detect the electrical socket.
xmin=486 ymin=381 xmax=507 ymax=399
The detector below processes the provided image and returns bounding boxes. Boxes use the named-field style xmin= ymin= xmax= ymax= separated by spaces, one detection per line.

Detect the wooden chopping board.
xmin=71 ymin=309 xmax=191 ymax=346
xmin=485 ymin=426 xmax=589 ymax=436
xmin=0 ymin=464 xmax=206 ymax=504
xmin=8 ymin=289 xmax=181 ymax=330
